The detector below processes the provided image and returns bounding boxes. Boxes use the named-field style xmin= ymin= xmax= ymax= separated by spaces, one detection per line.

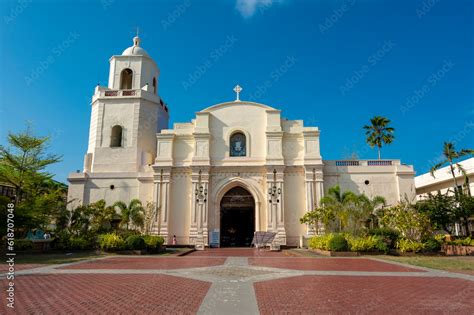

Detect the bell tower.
xmin=83 ymin=35 xmax=169 ymax=173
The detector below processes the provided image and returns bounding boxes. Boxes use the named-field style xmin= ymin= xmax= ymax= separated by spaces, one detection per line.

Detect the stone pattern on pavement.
xmin=59 ymin=256 xmax=226 ymax=270
xmin=1 ymin=274 xmax=210 ymax=314
xmin=254 ymin=275 xmax=474 ymax=314
xmin=249 ymin=257 xmax=425 ymax=272
xmin=3 ymin=248 xmax=473 ymax=314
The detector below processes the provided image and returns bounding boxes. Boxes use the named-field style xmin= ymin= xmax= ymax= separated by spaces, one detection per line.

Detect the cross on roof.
xmin=233 ymin=85 xmax=242 ymax=102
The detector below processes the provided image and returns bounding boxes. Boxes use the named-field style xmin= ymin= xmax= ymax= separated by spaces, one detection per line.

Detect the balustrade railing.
xmin=334 ymin=160 xmax=394 ymax=166
xmin=335 ymin=161 xmax=360 ymax=166
xmin=367 ymin=160 xmax=392 ymax=166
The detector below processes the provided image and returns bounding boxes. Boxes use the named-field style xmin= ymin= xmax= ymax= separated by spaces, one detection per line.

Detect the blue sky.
xmin=1 ymin=0 xmax=473 ymax=183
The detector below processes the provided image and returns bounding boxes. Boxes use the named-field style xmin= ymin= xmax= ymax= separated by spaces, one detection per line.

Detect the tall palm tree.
xmin=430 ymin=142 xmax=473 ymax=197
xmin=363 ymin=116 xmax=395 ymax=160
xmin=113 ymin=199 xmax=145 ymax=230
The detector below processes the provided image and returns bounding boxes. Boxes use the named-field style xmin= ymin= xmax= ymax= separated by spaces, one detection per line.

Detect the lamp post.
xmin=268 ymin=169 xmax=281 ymax=231
xmin=195 ymin=170 xmax=207 ymax=235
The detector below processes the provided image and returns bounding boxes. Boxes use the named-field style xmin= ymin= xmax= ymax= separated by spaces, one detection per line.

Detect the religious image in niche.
xmin=231 ymin=133 xmax=246 ymax=157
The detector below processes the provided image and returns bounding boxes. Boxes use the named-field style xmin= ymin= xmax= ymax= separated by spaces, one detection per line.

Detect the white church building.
xmin=67 ymin=36 xmax=416 ymax=247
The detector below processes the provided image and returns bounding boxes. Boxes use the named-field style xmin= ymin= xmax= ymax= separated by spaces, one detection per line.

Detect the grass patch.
xmin=377 ymin=255 xmax=474 ymax=274
xmin=12 ymin=248 xmax=190 ymax=264
xmin=14 ymin=251 xmax=110 ymax=265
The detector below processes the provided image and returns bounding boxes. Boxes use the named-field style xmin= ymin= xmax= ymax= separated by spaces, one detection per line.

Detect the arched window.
xmin=120 ymin=68 xmax=133 ymax=89
xmin=110 ymin=125 xmax=123 ymax=147
xmin=230 ymin=132 xmax=246 ymax=157
xmin=152 ymin=77 xmax=157 ymax=94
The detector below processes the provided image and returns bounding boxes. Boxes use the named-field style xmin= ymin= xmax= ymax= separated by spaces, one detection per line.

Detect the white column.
xmin=255 ymin=201 xmax=261 ymax=231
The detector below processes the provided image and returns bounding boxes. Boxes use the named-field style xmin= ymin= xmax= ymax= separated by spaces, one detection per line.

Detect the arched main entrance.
xmin=220 ymin=187 xmax=255 ymax=247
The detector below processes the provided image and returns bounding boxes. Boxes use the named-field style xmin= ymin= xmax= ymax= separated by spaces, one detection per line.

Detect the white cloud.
xmin=235 ymin=0 xmax=277 ymax=18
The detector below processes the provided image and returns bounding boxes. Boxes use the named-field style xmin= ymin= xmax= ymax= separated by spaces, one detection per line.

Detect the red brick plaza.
xmin=2 ymin=248 xmax=473 ymax=314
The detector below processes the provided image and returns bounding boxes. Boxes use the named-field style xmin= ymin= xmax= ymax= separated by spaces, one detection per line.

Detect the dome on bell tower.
xmin=122 ymin=35 xmax=149 ymax=57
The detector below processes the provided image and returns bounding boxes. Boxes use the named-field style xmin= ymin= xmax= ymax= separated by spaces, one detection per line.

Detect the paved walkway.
xmin=2 ymin=248 xmax=473 ymax=314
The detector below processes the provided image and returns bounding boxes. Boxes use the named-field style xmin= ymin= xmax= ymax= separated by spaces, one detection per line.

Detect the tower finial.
xmin=133 ymin=27 xmax=141 ymax=47
xmin=233 ymin=85 xmax=242 ymax=102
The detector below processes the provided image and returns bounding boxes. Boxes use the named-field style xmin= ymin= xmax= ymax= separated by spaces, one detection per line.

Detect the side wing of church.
xmin=67 ymin=36 xmax=415 ymax=246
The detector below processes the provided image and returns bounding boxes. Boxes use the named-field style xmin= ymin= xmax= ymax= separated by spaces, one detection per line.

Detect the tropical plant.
xmin=318 ymin=185 xmax=385 ymax=235
xmin=300 ymin=207 xmax=333 ymax=235
xmin=416 ymin=193 xmax=455 ymax=233
xmin=396 ymin=238 xmax=425 ymax=253
xmin=98 ymin=233 xmax=125 ymax=251
xmin=429 ymin=142 xmax=473 ymax=197
xmin=346 ymin=235 xmax=388 ymax=253
xmin=379 ymin=200 xmax=432 ymax=241
xmin=363 ymin=116 xmax=395 ymax=160
xmin=114 ymin=199 xmax=145 ymax=230
xmin=125 ymin=235 xmax=146 ymax=250
xmin=327 ymin=233 xmax=349 ymax=251
xmin=456 ymin=194 xmax=474 ymax=236
xmin=320 ymin=185 xmax=358 ymax=233
xmin=353 ymin=194 xmax=386 ymax=231
xmin=143 ymin=235 xmax=165 ymax=252
xmin=0 ymin=125 xmax=61 ymax=205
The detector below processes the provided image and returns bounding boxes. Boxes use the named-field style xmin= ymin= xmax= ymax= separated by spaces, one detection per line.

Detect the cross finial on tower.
xmin=233 ymin=85 xmax=242 ymax=102
xmin=136 ymin=27 xmax=139 ymax=37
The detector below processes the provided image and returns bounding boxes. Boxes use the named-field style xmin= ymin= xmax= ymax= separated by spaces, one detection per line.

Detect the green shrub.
xmin=125 ymin=235 xmax=146 ymax=250
xmin=68 ymin=236 xmax=91 ymax=250
xmin=396 ymin=238 xmax=425 ymax=253
xmin=449 ymin=237 xmax=473 ymax=246
xmin=347 ymin=235 xmax=388 ymax=253
xmin=117 ymin=229 xmax=141 ymax=239
xmin=15 ymin=239 xmax=33 ymax=251
xmin=328 ymin=234 xmax=348 ymax=251
xmin=308 ymin=234 xmax=333 ymax=250
xmin=98 ymin=233 xmax=125 ymax=251
xmin=368 ymin=227 xmax=399 ymax=247
xmin=52 ymin=231 xmax=70 ymax=250
xmin=423 ymin=238 xmax=441 ymax=252
xmin=143 ymin=235 xmax=165 ymax=251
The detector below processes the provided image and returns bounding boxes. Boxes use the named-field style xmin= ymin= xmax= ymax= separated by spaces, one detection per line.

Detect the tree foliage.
xmin=303 ymin=185 xmax=386 ymax=235
xmin=429 ymin=142 xmax=473 ymax=198
xmin=0 ymin=126 xmax=61 ymax=204
xmin=363 ymin=116 xmax=395 ymax=160
xmin=379 ymin=200 xmax=432 ymax=241
xmin=114 ymin=199 xmax=145 ymax=230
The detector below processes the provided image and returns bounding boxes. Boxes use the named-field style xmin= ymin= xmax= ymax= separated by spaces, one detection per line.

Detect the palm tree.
xmin=357 ymin=194 xmax=386 ymax=229
xmin=430 ymin=142 xmax=473 ymax=197
xmin=113 ymin=199 xmax=145 ymax=230
xmin=363 ymin=116 xmax=395 ymax=160
xmin=320 ymin=185 xmax=358 ymax=232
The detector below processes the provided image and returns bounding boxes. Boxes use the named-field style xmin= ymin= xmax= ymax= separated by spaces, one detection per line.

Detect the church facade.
xmin=67 ymin=36 xmax=416 ymax=246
